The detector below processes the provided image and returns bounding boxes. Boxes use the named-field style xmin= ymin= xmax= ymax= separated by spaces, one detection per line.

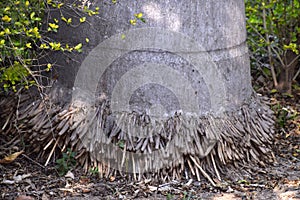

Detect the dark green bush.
xmin=245 ymin=0 xmax=300 ymax=93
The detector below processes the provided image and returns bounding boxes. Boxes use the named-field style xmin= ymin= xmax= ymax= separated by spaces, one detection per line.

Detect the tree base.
xmin=0 ymin=90 xmax=275 ymax=183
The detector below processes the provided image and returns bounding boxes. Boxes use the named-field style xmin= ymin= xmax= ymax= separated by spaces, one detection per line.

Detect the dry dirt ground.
xmin=1 ymin=92 xmax=299 ymax=200
xmin=0 ymin=133 xmax=299 ymax=200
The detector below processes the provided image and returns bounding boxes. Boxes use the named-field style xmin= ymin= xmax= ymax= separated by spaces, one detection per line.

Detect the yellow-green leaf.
xmin=80 ymin=17 xmax=86 ymax=23
xmin=85 ymin=38 xmax=89 ymax=43
xmin=2 ymin=15 xmax=12 ymax=22
xmin=121 ymin=34 xmax=126 ymax=40
xmin=135 ymin=13 xmax=143 ymax=19
xmin=49 ymin=42 xmax=61 ymax=50
xmin=46 ymin=63 xmax=52 ymax=71
xmin=57 ymin=3 xmax=64 ymax=8
xmin=65 ymin=44 xmax=73 ymax=52
xmin=270 ymin=89 xmax=277 ymax=94
xmin=74 ymin=43 xmax=82 ymax=50
xmin=130 ymin=19 xmax=137 ymax=25
xmin=40 ymin=43 xmax=49 ymax=49
xmin=26 ymin=43 xmax=32 ymax=48
xmin=4 ymin=7 xmax=10 ymax=12
xmin=4 ymin=28 xmax=11 ymax=34
xmin=49 ymin=23 xmax=59 ymax=29
xmin=30 ymin=12 xmax=35 ymax=19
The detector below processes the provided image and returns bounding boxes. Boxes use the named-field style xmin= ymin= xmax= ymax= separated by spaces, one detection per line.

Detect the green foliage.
xmin=0 ymin=0 xmax=98 ymax=93
xmin=0 ymin=0 xmax=44 ymax=91
xmin=166 ymin=193 xmax=174 ymax=200
xmin=117 ymin=139 xmax=125 ymax=149
xmin=1 ymin=0 xmax=144 ymax=93
xmin=245 ymin=0 xmax=300 ymax=89
xmin=247 ymin=1 xmax=299 ymax=39
xmin=272 ymin=103 xmax=298 ymax=128
xmin=182 ymin=191 xmax=192 ymax=200
xmin=246 ymin=0 xmax=300 ymax=56
xmin=56 ymin=148 xmax=76 ymax=176
xmin=89 ymin=166 xmax=99 ymax=175
xmin=0 ymin=61 xmax=34 ymax=92
xmin=130 ymin=12 xmax=146 ymax=25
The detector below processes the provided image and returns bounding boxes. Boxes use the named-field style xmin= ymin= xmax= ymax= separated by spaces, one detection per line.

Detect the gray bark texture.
xmin=1 ymin=0 xmax=275 ymax=183
xmin=52 ymin=0 xmax=252 ymax=112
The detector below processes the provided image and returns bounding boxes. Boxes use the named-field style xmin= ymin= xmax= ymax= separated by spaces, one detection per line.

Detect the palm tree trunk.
xmin=1 ymin=0 xmax=275 ymax=182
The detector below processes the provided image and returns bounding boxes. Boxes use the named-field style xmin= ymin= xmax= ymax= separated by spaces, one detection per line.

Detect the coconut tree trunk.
xmin=1 ymin=0 xmax=275 ymax=183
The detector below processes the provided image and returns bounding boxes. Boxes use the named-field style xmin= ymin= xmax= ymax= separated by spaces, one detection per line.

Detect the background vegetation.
xmin=245 ymin=0 xmax=300 ymax=94
xmin=0 ymin=0 xmax=98 ymax=94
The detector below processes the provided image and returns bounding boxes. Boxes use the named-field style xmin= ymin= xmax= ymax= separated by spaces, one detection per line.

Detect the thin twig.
xmin=22 ymin=154 xmax=45 ymax=169
xmin=286 ymin=54 xmax=300 ymax=69
xmin=189 ymin=156 xmax=216 ymax=187
xmin=262 ymin=4 xmax=278 ymax=87
xmin=293 ymin=66 xmax=300 ymax=81
xmin=2 ymin=112 xmax=13 ymax=130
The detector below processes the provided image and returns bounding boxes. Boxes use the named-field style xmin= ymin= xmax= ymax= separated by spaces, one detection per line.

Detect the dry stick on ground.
xmin=45 ymin=136 xmax=60 ymax=166
xmin=189 ymin=156 xmax=216 ymax=187
xmin=1 ymin=112 xmax=13 ymax=131
xmin=22 ymin=154 xmax=45 ymax=169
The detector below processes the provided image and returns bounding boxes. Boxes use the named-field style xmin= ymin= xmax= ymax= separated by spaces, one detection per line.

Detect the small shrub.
xmin=245 ymin=0 xmax=300 ymax=94
xmin=56 ymin=148 xmax=76 ymax=176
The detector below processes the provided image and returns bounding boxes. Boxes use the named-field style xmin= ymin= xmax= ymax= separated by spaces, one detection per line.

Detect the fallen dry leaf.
xmin=110 ymin=176 xmax=115 ymax=182
xmin=0 ymin=151 xmax=24 ymax=164
xmin=13 ymin=173 xmax=32 ymax=183
xmin=65 ymin=171 xmax=75 ymax=179
xmin=42 ymin=193 xmax=50 ymax=200
xmin=15 ymin=195 xmax=34 ymax=200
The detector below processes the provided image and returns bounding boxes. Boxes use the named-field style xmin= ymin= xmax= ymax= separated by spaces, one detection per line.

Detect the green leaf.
xmin=139 ymin=18 xmax=146 ymax=23
xmin=74 ymin=43 xmax=82 ymax=50
xmin=121 ymin=34 xmax=126 ymax=39
xmin=30 ymin=12 xmax=35 ymax=19
xmin=79 ymin=17 xmax=86 ymax=23
xmin=61 ymin=16 xmax=67 ymax=22
xmin=270 ymin=89 xmax=278 ymax=94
